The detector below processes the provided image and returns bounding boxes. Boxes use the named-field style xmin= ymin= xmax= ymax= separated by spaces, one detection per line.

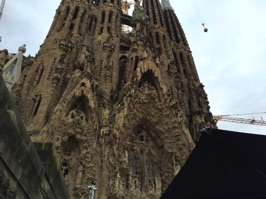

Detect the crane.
xmin=190 ymin=0 xmax=208 ymax=32
xmin=0 ymin=0 xmax=5 ymax=21
xmin=213 ymin=112 xmax=266 ymax=126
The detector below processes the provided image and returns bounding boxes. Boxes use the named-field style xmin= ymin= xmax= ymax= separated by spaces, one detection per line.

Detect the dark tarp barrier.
xmin=161 ymin=128 xmax=266 ymax=199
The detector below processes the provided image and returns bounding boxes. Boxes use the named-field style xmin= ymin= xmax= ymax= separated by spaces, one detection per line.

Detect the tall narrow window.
xmin=32 ymin=94 xmax=42 ymax=117
xmin=179 ymin=52 xmax=185 ymax=65
xmin=79 ymin=10 xmax=86 ymax=35
xmin=69 ymin=23 xmax=74 ymax=31
xmin=108 ymin=11 xmax=113 ymax=23
xmin=170 ymin=14 xmax=180 ymax=43
xmin=172 ymin=50 xmax=178 ymax=66
xmin=34 ymin=64 xmax=44 ymax=86
xmin=115 ymin=13 xmax=119 ymax=37
xmin=89 ymin=16 xmax=97 ymax=36
xmin=100 ymin=11 xmax=105 ymax=34
xmin=155 ymin=32 xmax=160 ymax=45
xmin=117 ymin=56 xmax=127 ymax=93
xmin=88 ymin=16 xmax=93 ymax=30
xmin=64 ymin=6 xmax=70 ymax=21
xmin=101 ymin=11 xmax=105 ymax=25
xmin=72 ymin=6 xmax=80 ymax=20
xmin=60 ymin=6 xmax=70 ymax=30
xmin=134 ymin=56 xmax=139 ymax=71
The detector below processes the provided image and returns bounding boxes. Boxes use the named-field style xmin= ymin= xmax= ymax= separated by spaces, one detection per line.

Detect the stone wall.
xmin=0 ymin=76 xmax=69 ymax=199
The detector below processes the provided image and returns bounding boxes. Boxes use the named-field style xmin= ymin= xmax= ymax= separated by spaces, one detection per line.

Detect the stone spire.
xmin=161 ymin=0 xmax=174 ymax=11
xmin=143 ymin=0 xmax=166 ymax=27
xmin=163 ymin=2 xmax=188 ymax=46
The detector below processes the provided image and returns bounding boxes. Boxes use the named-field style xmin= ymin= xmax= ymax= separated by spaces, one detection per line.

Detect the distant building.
xmin=11 ymin=0 xmax=215 ymax=198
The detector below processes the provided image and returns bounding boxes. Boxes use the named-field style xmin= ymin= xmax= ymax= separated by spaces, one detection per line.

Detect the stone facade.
xmin=11 ymin=0 xmax=215 ymax=198
xmin=0 ymin=49 xmax=8 ymax=74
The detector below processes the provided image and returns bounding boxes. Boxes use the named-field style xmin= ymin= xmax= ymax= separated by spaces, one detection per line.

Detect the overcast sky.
xmin=0 ymin=0 xmax=265 ymax=134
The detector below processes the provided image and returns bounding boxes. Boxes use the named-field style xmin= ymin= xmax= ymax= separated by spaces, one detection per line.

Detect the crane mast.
xmin=0 ymin=0 xmax=5 ymax=21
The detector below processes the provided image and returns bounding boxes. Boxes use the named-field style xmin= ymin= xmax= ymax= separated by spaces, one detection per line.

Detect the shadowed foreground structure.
xmin=161 ymin=128 xmax=266 ymax=199
xmin=0 ymin=76 xmax=69 ymax=199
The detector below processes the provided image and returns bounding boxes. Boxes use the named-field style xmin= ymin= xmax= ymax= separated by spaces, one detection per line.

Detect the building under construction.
xmin=2 ymin=0 xmax=216 ymax=198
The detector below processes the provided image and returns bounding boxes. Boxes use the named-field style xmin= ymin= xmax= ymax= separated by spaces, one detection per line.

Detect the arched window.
xmin=138 ymin=70 xmax=156 ymax=89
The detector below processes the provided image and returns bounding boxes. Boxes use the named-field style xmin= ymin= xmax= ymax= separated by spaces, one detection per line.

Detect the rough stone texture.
xmin=11 ymin=0 xmax=215 ymax=198
xmin=0 ymin=49 xmax=8 ymax=74
xmin=0 ymin=76 xmax=69 ymax=199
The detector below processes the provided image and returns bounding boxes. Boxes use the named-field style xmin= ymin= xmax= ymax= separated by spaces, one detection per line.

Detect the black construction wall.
xmin=0 ymin=76 xmax=69 ymax=199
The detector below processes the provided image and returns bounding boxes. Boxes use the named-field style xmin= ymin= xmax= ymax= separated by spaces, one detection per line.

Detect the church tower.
xmin=12 ymin=0 xmax=215 ymax=198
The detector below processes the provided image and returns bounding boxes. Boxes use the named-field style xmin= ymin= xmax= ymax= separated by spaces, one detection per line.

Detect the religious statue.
xmin=67 ymin=107 xmax=87 ymax=124
xmin=122 ymin=0 xmax=133 ymax=15
xmin=76 ymin=45 xmax=94 ymax=72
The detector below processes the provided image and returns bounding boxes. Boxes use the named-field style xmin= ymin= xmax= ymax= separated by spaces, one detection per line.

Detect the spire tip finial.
xmin=161 ymin=0 xmax=174 ymax=11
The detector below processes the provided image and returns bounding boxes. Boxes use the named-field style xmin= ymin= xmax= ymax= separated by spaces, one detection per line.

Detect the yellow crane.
xmin=213 ymin=112 xmax=266 ymax=126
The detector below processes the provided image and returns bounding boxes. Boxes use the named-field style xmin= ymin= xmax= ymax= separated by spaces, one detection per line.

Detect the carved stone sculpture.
xmin=11 ymin=0 xmax=215 ymax=198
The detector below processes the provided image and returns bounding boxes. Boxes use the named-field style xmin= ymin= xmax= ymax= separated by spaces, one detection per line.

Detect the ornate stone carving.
xmin=103 ymin=36 xmax=115 ymax=53
xmin=66 ymin=107 xmax=87 ymax=125
xmin=59 ymin=39 xmax=74 ymax=53
xmin=11 ymin=0 xmax=215 ymax=198
xmin=167 ymin=62 xmax=177 ymax=78
xmin=104 ymin=62 xmax=113 ymax=84
xmin=76 ymin=45 xmax=95 ymax=72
